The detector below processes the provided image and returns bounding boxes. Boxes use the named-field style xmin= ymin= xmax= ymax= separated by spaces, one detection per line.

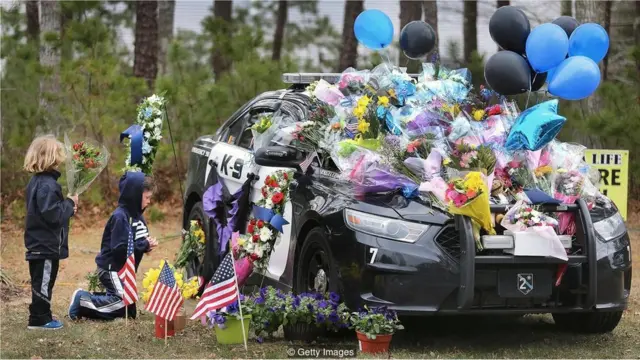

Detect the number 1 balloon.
xmin=354 ymin=9 xmax=394 ymax=50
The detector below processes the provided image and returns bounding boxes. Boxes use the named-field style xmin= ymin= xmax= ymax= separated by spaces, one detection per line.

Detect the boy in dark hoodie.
xmin=68 ymin=172 xmax=158 ymax=320
xmin=23 ymin=135 xmax=78 ymax=330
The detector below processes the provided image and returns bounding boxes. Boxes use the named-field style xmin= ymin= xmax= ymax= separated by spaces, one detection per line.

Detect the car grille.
xmin=435 ymin=226 xmax=461 ymax=260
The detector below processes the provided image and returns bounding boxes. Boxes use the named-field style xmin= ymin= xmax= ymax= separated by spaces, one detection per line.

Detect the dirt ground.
xmin=1 ymin=213 xmax=638 ymax=359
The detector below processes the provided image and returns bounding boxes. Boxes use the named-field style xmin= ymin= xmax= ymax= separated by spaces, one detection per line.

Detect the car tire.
xmin=552 ymin=311 xmax=623 ymax=334
xmin=294 ymin=227 xmax=339 ymax=295
xmin=184 ymin=201 xmax=209 ymax=279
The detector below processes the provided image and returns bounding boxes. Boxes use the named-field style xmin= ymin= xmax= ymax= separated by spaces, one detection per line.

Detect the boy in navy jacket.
xmin=68 ymin=171 xmax=158 ymax=320
xmin=23 ymin=135 xmax=78 ymax=330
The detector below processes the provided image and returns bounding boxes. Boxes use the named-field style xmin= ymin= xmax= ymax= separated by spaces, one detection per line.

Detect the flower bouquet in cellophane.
xmin=64 ymin=133 xmax=110 ymax=196
xmin=445 ymin=171 xmax=495 ymax=250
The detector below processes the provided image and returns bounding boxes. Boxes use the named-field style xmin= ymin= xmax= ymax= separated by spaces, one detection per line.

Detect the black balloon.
xmin=399 ymin=20 xmax=437 ymax=60
xmin=489 ymin=6 xmax=531 ymax=55
xmin=484 ymin=50 xmax=532 ymax=95
xmin=531 ymin=71 xmax=547 ymax=91
xmin=552 ymin=16 xmax=580 ymax=38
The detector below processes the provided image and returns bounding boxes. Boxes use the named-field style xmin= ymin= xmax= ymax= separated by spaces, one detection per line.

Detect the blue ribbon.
xmin=377 ymin=106 xmax=401 ymax=135
xmin=120 ymin=125 xmax=143 ymax=166
xmin=402 ymin=185 xmax=419 ymax=199
xmin=253 ymin=205 xmax=289 ymax=233
xmin=524 ymin=188 xmax=562 ymax=205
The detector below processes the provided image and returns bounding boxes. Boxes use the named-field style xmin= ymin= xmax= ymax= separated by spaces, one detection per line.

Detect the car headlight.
xmin=344 ymin=209 xmax=429 ymax=243
xmin=593 ymin=212 xmax=626 ymax=242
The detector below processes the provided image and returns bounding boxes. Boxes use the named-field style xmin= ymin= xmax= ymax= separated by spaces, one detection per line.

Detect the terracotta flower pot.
xmin=155 ymin=315 xmax=175 ymax=339
xmin=356 ymin=331 xmax=393 ymax=354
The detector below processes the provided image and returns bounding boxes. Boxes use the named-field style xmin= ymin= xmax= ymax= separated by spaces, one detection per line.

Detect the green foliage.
xmin=348 ymin=306 xmax=404 ymax=340
xmin=146 ymin=206 xmax=166 ymax=223
xmin=86 ymin=270 xmax=105 ymax=292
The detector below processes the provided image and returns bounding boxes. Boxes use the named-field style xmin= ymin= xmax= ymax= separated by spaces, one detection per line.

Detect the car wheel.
xmin=185 ymin=201 xmax=209 ymax=279
xmin=552 ymin=311 xmax=623 ymax=333
xmin=294 ymin=227 xmax=339 ymax=295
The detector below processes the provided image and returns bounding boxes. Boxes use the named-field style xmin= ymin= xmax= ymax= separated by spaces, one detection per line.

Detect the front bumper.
xmin=337 ymin=201 xmax=631 ymax=315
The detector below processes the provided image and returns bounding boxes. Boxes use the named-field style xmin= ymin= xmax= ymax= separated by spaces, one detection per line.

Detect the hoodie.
xmin=24 ymin=170 xmax=75 ymax=260
xmin=95 ymin=172 xmax=151 ymax=272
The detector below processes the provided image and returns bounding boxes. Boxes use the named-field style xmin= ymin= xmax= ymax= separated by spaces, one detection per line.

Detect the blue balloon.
xmin=505 ymin=99 xmax=567 ymax=151
xmin=569 ymin=23 xmax=609 ymax=63
xmin=548 ymin=56 xmax=601 ymax=100
xmin=354 ymin=9 xmax=394 ymax=50
xmin=546 ymin=66 xmax=558 ymax=84
xmin=525 ymin=23 xmax=569 ymax=72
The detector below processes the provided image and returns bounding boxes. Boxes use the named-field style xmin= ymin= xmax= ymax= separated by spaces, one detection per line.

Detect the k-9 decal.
xmin=220 ymin=154 xmax=244 ymax=179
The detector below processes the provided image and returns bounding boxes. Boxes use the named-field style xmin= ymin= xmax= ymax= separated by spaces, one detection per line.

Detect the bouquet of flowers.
xmin=445 ymin=172 xmax=495 ymax=250
xmin=446 ymin=142 xmax=496 ymax=176
xmin=234 ymin=170 xmax=294 ymax=270
xmin=174 ymin=220 xmax=206 ymax=270
xmin=64 ymin=134 xmax=110 ymax=196
xmin=207 ymin=295 xmax=253 ymax=329
xmin=501 ymin=201 xmax=559 ymax=232
xmin=141 ymin=260 xmax=199 ymax=302
xmin=123 ymin=94 xmax=166 ymax=174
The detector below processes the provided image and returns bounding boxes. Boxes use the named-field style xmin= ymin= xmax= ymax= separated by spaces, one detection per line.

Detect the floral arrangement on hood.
xmin=501 ymin=201 xmax=559 ymax=231
xmin=233 ymin=170 xmax=293 ymax=269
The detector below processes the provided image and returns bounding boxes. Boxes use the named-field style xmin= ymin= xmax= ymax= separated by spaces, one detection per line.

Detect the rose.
xmin=248 ymin=224 xmax=255 ymax=233
xmin=272 ymin=192 xmax=284 ymax=204
xmin=252 ymin=234 xmax=260 ymax=243
xmin=250 ymin=219 xmax=256 ymax=226
xmin=257 ymin=220 xmax=264 ymax=228
xmin=250 ymin=253 xmax=260 ymax=261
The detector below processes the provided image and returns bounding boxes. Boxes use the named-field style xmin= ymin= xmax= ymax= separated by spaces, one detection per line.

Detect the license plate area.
xmin=498 ymin=268 xmax=552 ymax=298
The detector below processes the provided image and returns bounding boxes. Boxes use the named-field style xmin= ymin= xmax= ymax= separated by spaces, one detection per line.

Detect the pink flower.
xmin=453 ymin=194 xmax=468 ymax=207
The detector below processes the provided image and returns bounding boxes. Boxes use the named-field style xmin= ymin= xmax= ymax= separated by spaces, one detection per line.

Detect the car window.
xmin=225 ymin=118 xmax=244 ymax=145
xmin=237 ymin=109 xmax=275 ymax=150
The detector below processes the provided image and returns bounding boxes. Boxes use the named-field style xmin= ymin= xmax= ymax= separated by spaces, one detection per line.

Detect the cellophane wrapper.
xmin=64 ymin=133 xmax=110 ymax=196
xmin=447 ymin=173 xmax=495 ymax=250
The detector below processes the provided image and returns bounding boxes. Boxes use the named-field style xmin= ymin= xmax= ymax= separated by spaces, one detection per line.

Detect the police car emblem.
xmin=517 ymin=273 xmax=534 ymax=295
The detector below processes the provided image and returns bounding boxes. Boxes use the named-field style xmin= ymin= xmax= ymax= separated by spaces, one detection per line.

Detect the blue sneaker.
xmin=68 ymin=288 xmax=83 ymax=320
xmin=27 ymin=319 xmax=63 ymax=330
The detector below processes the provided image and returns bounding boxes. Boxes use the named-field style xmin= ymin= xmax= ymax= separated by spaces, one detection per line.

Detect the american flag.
xmin=190 ymin=253 xmax=238 ymax=320
xmin=117 ymin=218 xmax=138 ymax=306
xmin=145 ymin=262 xmax=184 ymax=321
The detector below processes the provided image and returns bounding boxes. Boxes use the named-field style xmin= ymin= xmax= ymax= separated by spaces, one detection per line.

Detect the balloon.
xmin=354 ymin=9 xmax=394 ymax=50
xmin=552 ymin=16 xmax=580 ymax=38
xmin=505 ymin=99 xmax=567 ymax=151
xmin=546 ymin=66 xmax=558 ymax=84
xmin=484 ymin=51 xmax=532 ymax=95
xmin=525 ymin=23 xmax=569 ymax=72
xmin=569 ymin=23 xmax=609 ymax=63
xmin=531 ymin=71 xmax=547 ymax=91
xmin=548 ymin=56 xmax=601 ymax=100
xmin=399 ymin=20 xmax=437 ymax=59
xmin=489 ymin=6 xmax=531 ymax=54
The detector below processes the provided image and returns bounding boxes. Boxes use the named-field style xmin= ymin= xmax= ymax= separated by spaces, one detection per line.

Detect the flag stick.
xmin=228 ymin=249 xmax=248 ymax=352
xmin=125 ymin=306 xmax=128 ymax=326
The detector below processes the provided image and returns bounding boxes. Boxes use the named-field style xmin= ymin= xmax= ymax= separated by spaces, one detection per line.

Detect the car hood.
xmin=353 ymin=191 xmax=452 ymax=226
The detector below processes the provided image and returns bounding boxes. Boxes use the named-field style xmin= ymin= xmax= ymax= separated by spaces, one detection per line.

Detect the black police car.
xmin=183 ymin=73 xmax=632 ymax=334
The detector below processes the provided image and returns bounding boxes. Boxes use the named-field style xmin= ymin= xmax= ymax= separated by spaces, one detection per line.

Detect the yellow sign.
xmin=584 ymin=149 xmax=629 ymax=220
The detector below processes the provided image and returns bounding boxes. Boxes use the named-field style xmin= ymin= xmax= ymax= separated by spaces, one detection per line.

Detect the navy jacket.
xmin=95 ymin=172 xmax=151 ymax=272
xmin=24 ymin=170 xmax=75 ymax=260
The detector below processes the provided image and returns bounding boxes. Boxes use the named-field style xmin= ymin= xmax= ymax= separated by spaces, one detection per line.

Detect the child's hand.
xmin=69 ymin=194 xmax=79 ymax=205
xmin=147 ymin=237 xmax=158 ymax=252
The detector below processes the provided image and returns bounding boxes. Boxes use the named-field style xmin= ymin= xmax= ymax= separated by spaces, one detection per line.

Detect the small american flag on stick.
xmin=117 ymin=218 xmax=138 ymax=306
xmin=191 ymin=253 xmax=238 ymax=320
xmin=145 ymin=262 xmax=184 ymax=321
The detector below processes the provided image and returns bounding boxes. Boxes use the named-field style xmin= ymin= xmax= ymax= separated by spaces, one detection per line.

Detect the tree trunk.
xmin=211 ymin=0 xmax=233 ymax=80
xmin=636 ymin=1 xmax=640 ymax=76
xmin=561 ymin=0 xmax=573 ymax=16
xmin=497 ymin=0 xmax=510 ymax=8
xmin=463 ymin=0 xmax=478 ymax=64
xmin=422 ymin=0 xmax=438 ymax=60
xmin=338 ymin=0 xmax=363 ymax=70
xmin=39 ymin=0 xmax=61 ymax=130
xmin=158 ymin=0 xmax=175 ymax=75
xmin=59 ymin=2 xmax=73 ymax=61
xmin=134 ymin=0 xmax=159 ymax=90
xmin=272 ymin=0 xmax=288 ymax=61
xmin=399 ymin=0 xmax=422 ymax=72
xmin=601 ymin=0 xmax=612 ymax=81
xmin=26 ymin=1 xmax=39 ymax=45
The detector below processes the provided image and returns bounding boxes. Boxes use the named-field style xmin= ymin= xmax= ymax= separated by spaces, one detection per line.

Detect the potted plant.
xmin=208 ymin=295 xmax=253 ymax=345
xmin=348 ymin=306 xmax=404 ymax=354
xmin=249 ymin=287 xmax=286 ymax=342
xmin=281 ymin=291 xmax=350 ymax=342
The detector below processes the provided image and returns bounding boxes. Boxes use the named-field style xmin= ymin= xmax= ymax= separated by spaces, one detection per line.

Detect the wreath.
xmin=122 ymin=94 xmax=166 ymax=175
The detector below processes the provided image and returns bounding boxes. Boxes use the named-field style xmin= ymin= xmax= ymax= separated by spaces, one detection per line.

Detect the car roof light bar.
xmin=282 ymin=69 xmax=422 ymax=85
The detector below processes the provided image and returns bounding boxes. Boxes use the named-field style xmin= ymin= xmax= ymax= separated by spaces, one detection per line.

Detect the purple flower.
xmin=227 ymin=301 xmax=239 ymax=314
xmin=328 ymin=312 xmax=340 ymax=324
xmin=314 ymin=293 xmax=324 ymax=300
xmin=307 ymin=304 xmax=314 ymax=312
xmin=316 ymin=313 xmax=326 ymax=323
xmin=254 ymin=296 xmax=265 ymax=305
xmin=260 ymin=287 xmax=268 ymax=297
xmin=318 ymin=300 xmax=328 ymax=309
xmin=292 ymin=296 xmax=301 ymax=308
xmin=256 ymin=336 xmax=264 ymax=344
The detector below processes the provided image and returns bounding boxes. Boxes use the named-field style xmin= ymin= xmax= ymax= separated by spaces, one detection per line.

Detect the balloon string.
xmin=525 ymin=73 xmax=538 ymax=110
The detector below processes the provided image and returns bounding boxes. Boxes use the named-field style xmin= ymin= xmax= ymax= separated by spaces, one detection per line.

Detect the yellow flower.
xmin=442 ymin=104 xmax=461 ymax=116
xmin=388 ymin=89 xmax=396 ymax=98
xmin=357 ymin=95 xmax=371 ymax=108
xmin=190 ymin=220 xmax=198 ymax=228
xmin=181 ymin=278 xmax=200 ymax=299
xmin=194 ymin=229 xmax=205 ymax=244
xmin=443 ymin=157 xmax=451 ymax=165
xmin=357 ymin=120 xmax=370 ymax=133
xmin=377 ymin=96 xmax=389 ymax=107
xmin=535 ymin=165 xmax=553 ymax=177
xmin=464 ymin=172 xmax=485 ymax=193
xmin=353 ymin=106 xmax=366 ymax=119
xmin=237 ymin=236 xmax=246 ymax=247
xmin=472 ymin=110 xmax=485 ymax=121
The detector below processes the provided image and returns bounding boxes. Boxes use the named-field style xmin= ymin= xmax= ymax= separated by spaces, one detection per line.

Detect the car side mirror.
xmin=254 ymin=145 xmax=305 ymax=172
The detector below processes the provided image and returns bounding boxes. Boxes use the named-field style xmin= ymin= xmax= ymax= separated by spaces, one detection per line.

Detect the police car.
xmin=183 ymin=73 xmax=632 ymax=333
